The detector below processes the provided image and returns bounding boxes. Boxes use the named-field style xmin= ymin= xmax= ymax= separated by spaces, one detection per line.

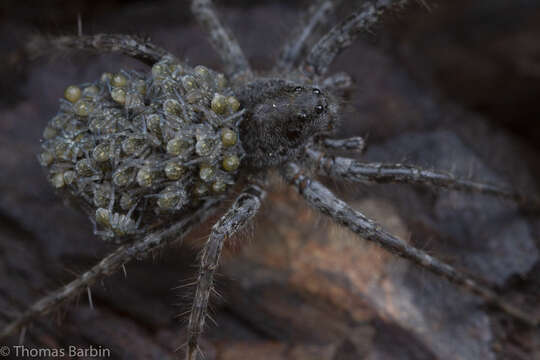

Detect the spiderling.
xmin=39 ymin=55 xmax=245 ymax=242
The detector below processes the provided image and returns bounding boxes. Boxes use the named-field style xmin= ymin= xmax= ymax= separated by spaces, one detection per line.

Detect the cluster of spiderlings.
xmin=39 ymin=55 xmax=245 ymax=242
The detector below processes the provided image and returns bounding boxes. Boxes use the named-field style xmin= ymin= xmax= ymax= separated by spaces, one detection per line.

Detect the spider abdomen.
xmin=39 ymin=56 xmax=245 ymax=241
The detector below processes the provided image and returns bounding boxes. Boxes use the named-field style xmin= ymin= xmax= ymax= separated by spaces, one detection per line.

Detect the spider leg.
xmin=0 ymin=199 xmax=220 ymax=340
xmin=320 ymin=136 xmax=366 ymax=153
xmin=306 ymin=148 xmax=540 ymax=209
xmin=282 ymin=162 xmax=539 ymax=327
xmin=26 ymin=34 xmax=174 ymax=66
xmin=275 ymin=0 xmax=343 ymax=71
xmin=321 ymin=71 xmax=353 ymax=91
xmin=190 ymin=0 xmax=252 ymax=79
xmin=186 ymin=183 xmax=265 ymax=360
xmin=301 ymin=0 xmax=411 ymax=76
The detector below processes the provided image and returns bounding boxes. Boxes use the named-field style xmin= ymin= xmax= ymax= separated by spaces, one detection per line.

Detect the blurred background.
xmin=0 ymin=1 xmax=539 ymax=359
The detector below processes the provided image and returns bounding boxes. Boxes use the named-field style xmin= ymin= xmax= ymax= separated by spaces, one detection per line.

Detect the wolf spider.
xmin=1 ymin=0 xmax=539 ymax=359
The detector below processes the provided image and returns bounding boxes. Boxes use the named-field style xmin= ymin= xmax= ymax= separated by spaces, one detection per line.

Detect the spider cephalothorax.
xmin=2 ymin=1 xmax=539 ymax=359
xmin=237 ymin=79 xmax=339 ymax=169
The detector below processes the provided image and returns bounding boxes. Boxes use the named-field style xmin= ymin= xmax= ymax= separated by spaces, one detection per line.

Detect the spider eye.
xmin=294 ymin=86 xmax=303 ymax=93
xmin=313 ymin=88 xmax=321 ymax=95
xmin=297 ymin=112 xmax=308 ymax=120
xmin=315 ymin=105 xmax=324 ymax=114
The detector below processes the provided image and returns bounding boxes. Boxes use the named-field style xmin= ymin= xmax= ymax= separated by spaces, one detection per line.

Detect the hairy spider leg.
xmin=306 ymin=147 xmax=540 ymax=209
xmin=0 ymin=199 xmax=221 ymax=340
xmin=321 ymin=71 xmax=354 ymax=91
xmin=275 ymin=0 xmax=344 ymax=71
xmin=191 ymin=0 xmax=252 ymax=79
xmin=283 ymin=162 xmax=540 ymax=327
xmin=302 ymin=0 xmax=411 ymax=76
xmin=27 ymin=34 xmax=173 ymax=66
xmin=185 ymin=183 xmax=265 ymax=360
xmin=320 ymin=136 xmax=366 ymax=153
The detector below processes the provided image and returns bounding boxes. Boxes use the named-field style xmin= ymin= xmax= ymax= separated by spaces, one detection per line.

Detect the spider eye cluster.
xmin=290 ymin=86 xmax=327 ymax=119
xmin=39 ymin=56 xmax=245 ymax=241
xmin=311 ymin=88 xmax=326 ymax=114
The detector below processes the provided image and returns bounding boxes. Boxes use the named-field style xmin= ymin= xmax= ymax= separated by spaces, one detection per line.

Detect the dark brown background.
xmin=1 ymin=1 xmax=540 ymax=359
